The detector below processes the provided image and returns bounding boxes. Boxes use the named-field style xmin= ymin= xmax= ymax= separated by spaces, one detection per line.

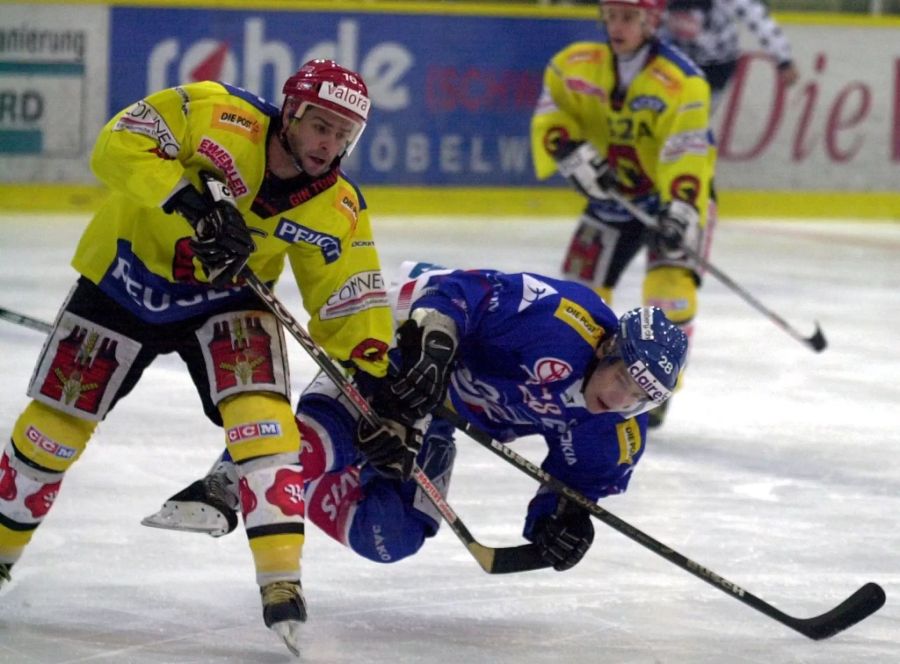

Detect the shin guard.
xmin=240 ymin=459 xmax=305 ymax=586
xmin=642 ymin=266 xmax=698 ymax=331
xmin=0 ymin=441 xmax=66 ymax=567
xmin=1 ymin=401 xmax=93 ymax=566
xmin=220 ymin=392 xmax=304 ymax=586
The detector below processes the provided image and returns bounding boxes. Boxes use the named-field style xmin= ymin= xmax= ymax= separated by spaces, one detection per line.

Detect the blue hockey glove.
xmin=531 ymin=497 xmax=594 ymax=571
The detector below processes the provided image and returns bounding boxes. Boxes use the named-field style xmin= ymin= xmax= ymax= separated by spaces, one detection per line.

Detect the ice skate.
xmin=0 ymin=562 xmax=12 ymax=591
xmin=261 ymin=580 xmax=307 ymax=657
xmin=141 ymin=463 xmax=239 ymax=537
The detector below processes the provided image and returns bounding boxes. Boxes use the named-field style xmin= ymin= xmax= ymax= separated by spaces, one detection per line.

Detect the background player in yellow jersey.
xmin=531 ymin=0 xmax=716 ymax=427
xmin=0 ymin=59 xmax=403 ymax=655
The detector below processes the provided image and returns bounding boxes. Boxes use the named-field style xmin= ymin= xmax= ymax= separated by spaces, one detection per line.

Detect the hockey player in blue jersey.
xmin=143 ymin=263 xmax=688 ymax=573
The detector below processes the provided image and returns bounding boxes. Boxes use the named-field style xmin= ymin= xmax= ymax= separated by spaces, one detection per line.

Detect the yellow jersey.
xmin=76 ymin=81 xmax=391 ymax=376
xmin=531 ymin=38 xmax=714 ymax=220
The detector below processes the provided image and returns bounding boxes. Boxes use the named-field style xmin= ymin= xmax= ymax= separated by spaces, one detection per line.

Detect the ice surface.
xmin=0 ymin=213 xmax=898 ymax=663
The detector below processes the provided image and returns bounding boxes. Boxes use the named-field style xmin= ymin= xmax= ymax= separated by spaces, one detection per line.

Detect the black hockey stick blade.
xmin=806 ymin=321 xmax=827 ymax=353
xmin=412 ymin=468 xmax=552 ymax=575
xmin=787 ymin=582 xmax=885 ymax=640
xmin=493 ymin=543 xmax=551 ymax=573
xmin=469 ymin=541 xmax=551 ymax=574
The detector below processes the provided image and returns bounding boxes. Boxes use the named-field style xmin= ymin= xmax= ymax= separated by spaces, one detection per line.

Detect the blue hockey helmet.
xmin=598 ymin=307 xmax=688 ymax=416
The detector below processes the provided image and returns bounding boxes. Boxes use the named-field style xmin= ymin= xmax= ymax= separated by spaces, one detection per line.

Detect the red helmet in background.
xmin=282 ymin=59 xmax=371 ymax=157
xmin=599 ymin=0 xmax=667 ymax=11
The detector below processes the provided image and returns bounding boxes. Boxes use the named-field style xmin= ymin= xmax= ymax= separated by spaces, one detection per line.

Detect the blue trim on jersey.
xmin=588 ymin=193 xmax=661 ymax=221
xmin=339 ymin=170 xmax=368 ymax=211
xmin=219 ymin=82 xmax=279 ymax=117
xmin=96 ymin=239 xmax=254 ymax=323
xmin=656 ymin=39 xmax=706 ymax=79
xmin=586 ymin=35 xmax=703 ymax=80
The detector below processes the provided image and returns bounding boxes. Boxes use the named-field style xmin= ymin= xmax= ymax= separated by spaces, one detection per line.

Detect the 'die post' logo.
xmin=554 ymin=298 xmax=604 ymax=346
xmin=334 ymin=186 xmax=360 ymax=229
xmin=615 ymin=418 xmax=642 ymax=465
xmin=212 ymin=105 xmax=263 ymax=143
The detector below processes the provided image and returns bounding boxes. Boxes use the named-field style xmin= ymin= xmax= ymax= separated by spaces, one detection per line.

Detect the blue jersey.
xmin=392 ymin=266 xmax=649 ymax=512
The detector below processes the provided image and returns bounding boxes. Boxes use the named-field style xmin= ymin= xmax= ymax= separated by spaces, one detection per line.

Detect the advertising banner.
xmin=716 ymin=25 xmax=900 ymax=191
xmin=108 ymin=7 xmax=598 ymax=186
xmin=0 ymin=4 xmax=108 ymax=181
xmin=4 ymin=5 xmax=897 ymax=194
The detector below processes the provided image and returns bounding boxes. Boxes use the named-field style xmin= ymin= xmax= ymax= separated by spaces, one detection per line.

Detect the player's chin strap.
xmin=608 ymin=189 xmax=827 ymax=353
xmin=234 ymin=270 xmax=550 ymax=575
xmin=434 ymin=404 xmax=885 ymax=640
xmin=278 ymin=131 xmax=305 ymax=175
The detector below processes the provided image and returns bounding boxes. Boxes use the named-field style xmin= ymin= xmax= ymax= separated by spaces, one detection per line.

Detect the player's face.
xmin=284 ymin=106 xmax=357 ymax=176
xmin=601 ymin=6 xmax=654 ymax=56
xmin=582 ymin=357 xmax=650 ymax=415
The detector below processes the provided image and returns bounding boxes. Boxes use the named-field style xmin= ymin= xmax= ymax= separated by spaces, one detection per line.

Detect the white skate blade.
xmin=271 ymin=621 xmax=302 ymax=657
xmin=140 ymin=500 xmax=231 ymax=537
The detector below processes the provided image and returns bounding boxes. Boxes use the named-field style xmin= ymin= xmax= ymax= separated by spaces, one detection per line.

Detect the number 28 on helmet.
xmin=589 ymin=306 xmax=688 ymax=418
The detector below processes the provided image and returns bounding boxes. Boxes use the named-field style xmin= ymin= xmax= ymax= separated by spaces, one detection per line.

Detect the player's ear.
xmin=596 ymin=336 xmax=617 ymax=360
xmin=643 ymin=4 xmax=664 ymax=33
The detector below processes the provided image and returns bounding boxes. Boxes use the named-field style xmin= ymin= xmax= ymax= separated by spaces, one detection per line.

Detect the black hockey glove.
xmin=162 ymin=179 xmax=212 ymax=226
xmin=356 ymin=415 xmax=424 ymax=481
xmin=531 ymin=497 xmax=594 ymax=572
xmin=388 ymin=309 xmax=459 ymax=422
xmin=656 ymin=199 xmax=700 ymax=260
xmin=165 ymin=171 xmax=264 ymax=288
xmin=556 ymin=141 xmax=617 ymax=201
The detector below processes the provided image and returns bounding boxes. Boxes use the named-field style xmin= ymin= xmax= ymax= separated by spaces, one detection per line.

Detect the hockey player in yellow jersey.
xmin=0 ymin=59 xmax=397 ymax=655
xmin=530 ymin=0 xmax=715 ymax=427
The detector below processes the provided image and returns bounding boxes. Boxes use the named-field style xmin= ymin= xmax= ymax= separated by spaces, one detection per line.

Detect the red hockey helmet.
xmin=282 ymin=59 xmax=371 ymax=156
xmin=600 ymin=0 xmax=667 ymax=11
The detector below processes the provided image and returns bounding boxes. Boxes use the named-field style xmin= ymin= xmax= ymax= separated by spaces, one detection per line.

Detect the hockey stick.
xmin=609 ymin=191 xmax=827 ymax=353
xmin=0 ymin=307 xmax=53 ymax=334
xmin=436 ymin=405 xmax=885 ymax=640
xmin=1 ymin=296 xmax=548 ymax=574
xmin=239 ymin=272 xmax=549 ymax=575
